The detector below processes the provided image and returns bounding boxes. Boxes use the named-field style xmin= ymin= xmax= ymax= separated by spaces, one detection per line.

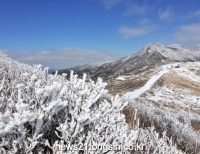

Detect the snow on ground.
xmin=174 ymin=62 xmax=200 ymax=83
xmin=115 ymin=75 xmax=134 ymax=81
xmin=141 ymin=62 xmax=200 ymax=115
xmin=147 ymin=86 xmax=200 ymax=109
xmin=123 ymin=65 xmax=170 ymax=99
xmin=116 ymin=76 xmax=125 ymax=81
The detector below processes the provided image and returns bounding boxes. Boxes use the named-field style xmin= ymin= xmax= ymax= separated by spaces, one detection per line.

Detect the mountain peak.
xmin=146 ymin=42 xmax=165 ymax=52
xmin=137 ymin=42 xmax=165 ymax=56
xmin=135 ymin=42 xmax=200 ymax=63
xmin=147 ymin=42 xmax=164 ymax=48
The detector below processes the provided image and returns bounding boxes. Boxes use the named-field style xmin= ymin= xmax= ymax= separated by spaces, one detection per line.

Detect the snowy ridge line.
xmin=123 ymin=65 xmax=170 ymax=99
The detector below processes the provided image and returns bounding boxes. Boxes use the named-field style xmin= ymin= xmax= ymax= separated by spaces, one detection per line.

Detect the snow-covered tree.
xmin=0 ymin=52 xmax=138 ymax=153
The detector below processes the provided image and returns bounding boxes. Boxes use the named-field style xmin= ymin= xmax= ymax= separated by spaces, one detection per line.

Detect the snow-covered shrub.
xmin=0 ymin=52 xmax=138 ymax=153
xmin=138 ymin=127 xmax=185 ymax=154
xmin=125 ymin=97 xmax=200 ymax=153
xmin=123 ymin=104 xmax=186 ymax=154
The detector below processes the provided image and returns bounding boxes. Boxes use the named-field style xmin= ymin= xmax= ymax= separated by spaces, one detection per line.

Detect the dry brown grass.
xmin=107 ymin=79 xmax=147 ymax=96
xmin=148 ymin=99 xmax=188 ymax=114
xmin=190 ymin=107 xmax=200 ymax=115
xmin=148 ymin=100 xmax=161 ymax=108
xmin=106 ymin=68 xmax=158 ymax=96
xmin=191 ymin=120 xmax=200 ymax=134
xmin=164 ymin=101 xmax=185 ymax=110
xmin=151 ymin=71 xmax=200 ymax=115
xmin=122 ymin=107 xmax=140 ymax=130
xmin=162 ymin=71 xmax=200 ymax=95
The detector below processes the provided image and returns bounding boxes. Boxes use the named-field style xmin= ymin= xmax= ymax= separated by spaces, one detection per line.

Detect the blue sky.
xmin=0 ymin=0 xmax=200 ymax=69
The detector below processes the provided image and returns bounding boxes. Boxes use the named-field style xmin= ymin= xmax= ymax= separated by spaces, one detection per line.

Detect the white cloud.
xmin=138 ymin=18 xmax=151 ymax=25
xmin=183 ymin=9 xmax=200 ymax=19
xmin=102 ymin=0 xmax=153 ymax=15
xmin=123 ymin=2 xmax=150 ymax=15
xmin=167 ymin=43 xmax=182 ymax=48
xmin=1 ymin=48 xmax=124 ymax=69
xmin=102 ymin=0 xmax=123 ymax=9
xmin=175 ymin=23 xmax=200 ymax=46
xmin=119 ymin=26 xmax=156 ymax=39
xmin=158 ymin=7 xmax=174 ymax=21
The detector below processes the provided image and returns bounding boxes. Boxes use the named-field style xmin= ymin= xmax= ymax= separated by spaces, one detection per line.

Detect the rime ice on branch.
xmin=0 ymin=51 xmax=138 ymax=153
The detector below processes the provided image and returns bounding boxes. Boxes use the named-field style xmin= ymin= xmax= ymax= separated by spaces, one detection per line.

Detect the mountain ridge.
xmin=56 ymin=43 xmax=200 ymax=80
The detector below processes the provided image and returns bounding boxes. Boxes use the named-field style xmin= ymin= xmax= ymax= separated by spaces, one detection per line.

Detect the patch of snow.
xmin=116 ymin=76 xmax=125 ymax=81
xmin=146 ymin=85 xmax=200 ymax=115
xmin=174 ymin=62 xmax=200 ymax=83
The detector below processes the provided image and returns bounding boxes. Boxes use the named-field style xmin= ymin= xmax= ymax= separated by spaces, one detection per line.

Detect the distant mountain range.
xmin=48 ymin=69 xmax=56 ymax=74
xmin=55 ymin=43 xmax=200 ymax=80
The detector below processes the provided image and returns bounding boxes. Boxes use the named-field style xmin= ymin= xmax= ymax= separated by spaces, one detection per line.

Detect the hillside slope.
xmin=123 ymin=61 xmax=200 ymax=154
